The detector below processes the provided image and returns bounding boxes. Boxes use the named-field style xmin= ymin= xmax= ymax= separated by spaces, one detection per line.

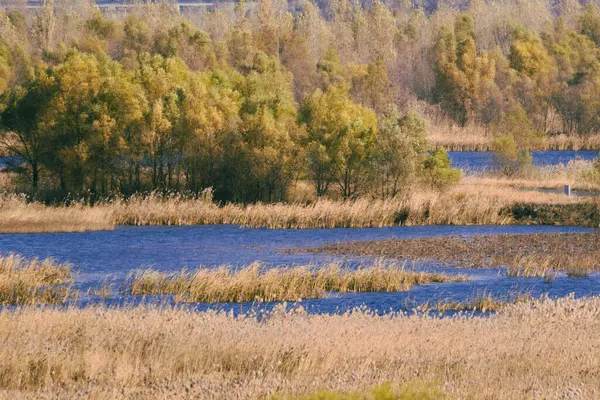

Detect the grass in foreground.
xmin=415 ymin=292 xmax=534 ymax=313
xmin=1 ymin=296 xmax=600 ymax=398
xmin=0 ymin=253 xmax=75 ymax=305
xmin=271 ymin=382 xmax=445 ymax=400
xmin=124 ymin=262 xmax=468 ymax=303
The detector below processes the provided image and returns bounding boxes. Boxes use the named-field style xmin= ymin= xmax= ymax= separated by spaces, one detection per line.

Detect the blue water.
xmin=448 ymin=150 xmax=599 ymax=172
xmin=1 ymin=224 xmax=597 ymax=314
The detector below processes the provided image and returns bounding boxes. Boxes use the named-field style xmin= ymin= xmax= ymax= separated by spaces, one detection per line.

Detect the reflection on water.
xmin=1 ymin=224 xmax=597 ymax=314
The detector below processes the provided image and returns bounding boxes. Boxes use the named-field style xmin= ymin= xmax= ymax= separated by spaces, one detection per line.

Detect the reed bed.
xmin=125 ymin=262 xmax=468 ymax=303
xmin=0 ymin=194 xmax=114 ymax=233
xmin=308 ymin=233 xmax=600 ymax=274
xmin=430 ymin=130 xmax=600 ymax=151
xmin=505 ymin=253 xmax=597 ymax=278
xmin=1 ymin=296 xmax=600 ymax=398
xmin=0 ymin=179 xmax=597 ymax=233
xmin=463 ymin=160 xmax=600 ymax=192
xmin=103 ymin=192 xmax=516 ymax=229
xmin=0 ymin=253 xmax=75 ymax=305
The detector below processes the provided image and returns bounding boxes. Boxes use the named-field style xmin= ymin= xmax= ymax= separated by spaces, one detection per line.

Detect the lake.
xmin=448 ymin=150 xmax=599 ymax=172
xmin=1 ymin=224 xmax=597 ymax=314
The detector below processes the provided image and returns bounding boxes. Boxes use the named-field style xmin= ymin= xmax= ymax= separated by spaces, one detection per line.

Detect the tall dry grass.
xmin=415 ymin=291 xmax=535 ymax=312
xmin=0 ymin=253 xmax=74 ymax=305
xmin=109 ymin=192 xmax=517 ymax=228
xmin=0 ymin=175 xmax=597 ymax=233
xmin=430 ymin=128 xmax=600 ymax=151
xmin=1 ymin=296 xmax=600 ymax=398
xmin=125 ymin=262 xmax=468 ymax=303
xmin=0 ymin=194 xmax=114 ymax=233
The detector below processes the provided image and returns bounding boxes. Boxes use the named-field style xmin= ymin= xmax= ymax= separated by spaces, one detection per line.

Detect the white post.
xmin=564 ymin=184 xmax=571 ymax=197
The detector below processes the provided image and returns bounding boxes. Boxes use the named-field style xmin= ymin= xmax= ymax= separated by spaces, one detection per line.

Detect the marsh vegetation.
xmin=125 ymin=262 xmax=468 ymax=303
xmin=0 ymin=296 xmax=599 ymax=398
xmin=0 ymin=253 xmax=74 ymax=305
xmin=302 ymin=232 xmax=600 ymax=276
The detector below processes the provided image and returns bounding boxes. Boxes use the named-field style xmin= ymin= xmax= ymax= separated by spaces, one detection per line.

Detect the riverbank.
xmin=0 ymin=188 xmax=598 ymax=233
xmin=1 ymin=296 xmax=599 ymax=399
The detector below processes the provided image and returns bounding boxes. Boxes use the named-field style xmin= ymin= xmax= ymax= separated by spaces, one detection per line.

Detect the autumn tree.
xmin=433 ymin=14 xmax=497 ymax=126
xmin=299 ymin=85 xmax=377 ymax=198
xmin=0 ymin=64 xmax=55 ymax=192
xmin=375 ymin=106 xmax=429 ymax=198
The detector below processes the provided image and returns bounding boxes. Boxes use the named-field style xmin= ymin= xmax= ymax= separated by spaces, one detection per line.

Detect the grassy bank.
xmin=0 ymin=177 xmax=598 ymax=233
xmin=1 ymin=296 xmax=600 ymax=398
xmin=125 ymin=262 xmax=468 ymax=303
xmin=0 ymin=254 xmax=74 ymax=305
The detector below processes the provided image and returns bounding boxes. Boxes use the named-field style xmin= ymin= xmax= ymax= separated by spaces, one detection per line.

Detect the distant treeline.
xmin=0 ymin=0 xmax=599 ymax=201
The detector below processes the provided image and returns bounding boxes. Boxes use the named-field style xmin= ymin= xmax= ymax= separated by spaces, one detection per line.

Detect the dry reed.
xmin=0 ymin=177 xmax=597 ymax=233
xmin=416 ymin=292 xmax=534 ymax=312
xmin=0 ymin=253 xmax=75 ymax=305
xmin=1 ymin=296 xmax=600 ymax=398
xmin=430 ymin=129 xmax=600 ymax=151
xmin=125 ymin=262 xmax=468 ymax=303
xmin=311 ymin=233 xmax=600 ymax=273
xmin=0 ymin=194 xmax=114 ymax=233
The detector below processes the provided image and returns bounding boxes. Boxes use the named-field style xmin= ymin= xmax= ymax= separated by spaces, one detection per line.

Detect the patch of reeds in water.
xmin=0 ymin=254 xmax=75 ymax=305
xmin=505 ymin=254 xmax=597 ymax=279
xmin=124 ymin=262 xmax=469 ymax=303
xmin=430 ymin=129 xmax=600 ymax=152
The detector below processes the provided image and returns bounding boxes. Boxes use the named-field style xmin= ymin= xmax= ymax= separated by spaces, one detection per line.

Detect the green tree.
xmin=421 ymin=148 xmax=460 ymax=191
xmin=491 ymin=135 xmax=532 ymax=176
xmin=490 ymin=103 xmax=542 ymax=176
xmin=0 ymin=64 xmax=55 ymax=192
xmin=579 ymin=4 xmax=600 ymax=46
xmin=433 ymin=14 xmax=497 ymax=126
xmin=375 ymin=106 xmax=428 ymax=198
xmin=300 ymin=85 xmax=377 ymax=198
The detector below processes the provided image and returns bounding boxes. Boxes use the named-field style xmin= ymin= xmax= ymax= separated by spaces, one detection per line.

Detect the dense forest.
xmin=1 ymin=0 xmax=600 ymax=202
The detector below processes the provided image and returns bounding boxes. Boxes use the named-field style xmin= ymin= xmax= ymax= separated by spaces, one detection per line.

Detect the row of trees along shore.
xmin=1 ymin=0 xmax=600 ymax=202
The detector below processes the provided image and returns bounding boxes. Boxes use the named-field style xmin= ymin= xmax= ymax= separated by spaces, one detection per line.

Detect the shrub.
xmin=491 ymin=135 xmax=532 ymax=176
xmin=421 ymin=148 xmax=460 ymax=191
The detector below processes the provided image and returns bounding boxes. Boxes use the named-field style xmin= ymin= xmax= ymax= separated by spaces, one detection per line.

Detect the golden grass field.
xmin=0 ymin=296 xmax=599 ymax=399
xmin=125 ymin=262 xmax=468 ymax=303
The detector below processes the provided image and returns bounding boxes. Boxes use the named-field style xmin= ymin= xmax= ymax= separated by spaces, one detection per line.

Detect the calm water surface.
xmin=1 ymin=224 xmax=597 ymax=314
xmin=448 ymin=150 xmax=598 ymax=172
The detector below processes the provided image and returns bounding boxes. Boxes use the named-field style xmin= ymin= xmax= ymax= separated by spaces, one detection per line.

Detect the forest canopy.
xmin=0 ymin=0 xmax=598 ymax=202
